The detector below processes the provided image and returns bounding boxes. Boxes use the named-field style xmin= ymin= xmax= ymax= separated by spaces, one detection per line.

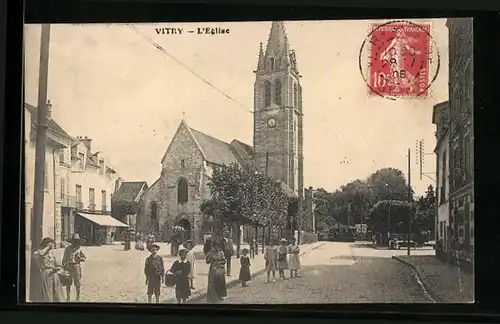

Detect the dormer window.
xmin=99 ymin=160 xmax=105 ymax=174
xmin=78 ymin=153 xmax=85 ymax=169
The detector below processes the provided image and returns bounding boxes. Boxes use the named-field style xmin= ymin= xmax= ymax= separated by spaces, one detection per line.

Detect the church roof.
xmin=189 ymin=127 xmax=249 ymax=166
xmin=113 ymin=181 xmax=148 ymax=203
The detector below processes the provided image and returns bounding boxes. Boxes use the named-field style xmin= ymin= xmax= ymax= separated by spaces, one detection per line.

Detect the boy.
xmin=144 ymin=243 xmax=164 ymax=303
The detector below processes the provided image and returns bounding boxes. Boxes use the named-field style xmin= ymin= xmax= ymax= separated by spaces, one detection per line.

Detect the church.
xmin=138 ymin=21 xmax=304 ymax=244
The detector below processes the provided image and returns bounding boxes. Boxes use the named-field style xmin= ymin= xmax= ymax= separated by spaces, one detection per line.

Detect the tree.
xmin=414 ymin=185 xmax=436 ymax=237
xmin=367 ymin=167 xmax=412 ymax=201
xmin=368 ymin=200 xmax=416 ymax=235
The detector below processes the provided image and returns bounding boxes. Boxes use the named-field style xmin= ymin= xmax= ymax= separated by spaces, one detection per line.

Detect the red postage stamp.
xmin=367 ymin=22 xmax=431 ymax=98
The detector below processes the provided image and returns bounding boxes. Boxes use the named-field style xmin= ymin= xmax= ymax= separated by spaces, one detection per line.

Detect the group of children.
xmin=144 ymin=240 xmax=196 ymax=304
xmin=264 ymin=237 xmax=301 ymax=283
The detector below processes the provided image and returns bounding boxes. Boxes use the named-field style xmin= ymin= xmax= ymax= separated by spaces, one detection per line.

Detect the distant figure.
xmin=170 ymin=248 xmax=191 ymax=304
xmin=288 ymin=238 xmax=301 ymax=278
xmin=205 ymin=240 xmax=227 ymax=303
xmin=146 ymin=234 xmax=155 ymax=252
xmin=239 ymin=248 xmax=251 ymax=287
xmin=62 ymin=234 xmax=86 ymax=301
xmin=144 ymin=243 xmax=164 ymax=303
xmin=222 ymin=233 xmax=234 ymax=277
xmin=30 ymin=237 xmax=65 ymax=302
xmin=203 ymin=232 xmax=212 ymax=256
xmin=264 ymin=239 xmax=278 ymax=283
xmin=277 ymin=238 xmax=289 ymax=280
xmin=182 ymin=240 xmax=196 ymax=290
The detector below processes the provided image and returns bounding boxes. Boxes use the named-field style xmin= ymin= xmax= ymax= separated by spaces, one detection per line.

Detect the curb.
xmin=391 ymin=256 xmax=439 ymax=303
xmin=173 ymin=242 xmax=325 ymax=304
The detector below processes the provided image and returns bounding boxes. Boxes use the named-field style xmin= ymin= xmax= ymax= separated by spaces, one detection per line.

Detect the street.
xmin=50 ymin=241 xmax=434 ymax=303
xmin=192 ymin=242 xmax=434 ymax=304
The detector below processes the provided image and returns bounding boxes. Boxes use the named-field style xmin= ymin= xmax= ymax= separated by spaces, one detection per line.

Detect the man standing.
xmin=62 ymin=234 xmax=86 ymax=301
xmin=144 ymin=243 xmax=164 ymax=303
xmin=222 ymin=232 xmax=234 ymax=276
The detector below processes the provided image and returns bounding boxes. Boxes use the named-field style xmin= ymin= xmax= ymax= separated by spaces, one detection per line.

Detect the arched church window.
xmin=264 ymin=81 xmax=271 ymax=107
xmin=275 ymin=79 xmax=282 ymax=105
xmin=178 ymin=178 xmax=189 ymax=204
xmin=293 ymin=84 xmax=298 ymax=108
xmin=269 ymin=57 xmax=275 ymax=70
xmin=150 ymin=202 xmax=159 ymax=231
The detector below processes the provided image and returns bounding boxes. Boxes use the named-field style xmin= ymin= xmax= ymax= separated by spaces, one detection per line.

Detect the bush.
xmin=300 ymin=232 xmax=318 ymax=244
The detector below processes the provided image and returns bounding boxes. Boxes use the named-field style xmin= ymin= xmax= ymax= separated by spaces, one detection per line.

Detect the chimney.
xmin=79 ymin=136 xmax=92 ymax=152
xmin=46 ymin=100 xmax=52 ymax=119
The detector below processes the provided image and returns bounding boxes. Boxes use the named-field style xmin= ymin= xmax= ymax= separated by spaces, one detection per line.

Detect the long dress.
xmin=30 ymin=250 xmax=65 ymax=302
xmin=170 ymin=260 xmax=191 ymax=300
xmin=277 ymin=245 xmax=289 ymax=270
xmin=239 ymin=256 xmax=251 ymax=281
xmin=288 ymin=244 xmax=301 ymax=270
xmin=186 ymin=250 xmax=196 ymax=279
xmin=264 ymin=246 xmax=278 ymax=271
xmin=206 ymin=250 xmax=227 ymax=302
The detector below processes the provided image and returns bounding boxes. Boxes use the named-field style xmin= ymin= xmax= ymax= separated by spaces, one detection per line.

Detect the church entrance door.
xmin=177 ymin=218 xmax=192 ymax=241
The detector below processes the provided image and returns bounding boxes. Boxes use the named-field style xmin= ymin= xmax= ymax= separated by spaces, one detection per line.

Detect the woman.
xmin=264 ymin=239 xmax=278 ymax=283
xmin=182 ymin=240 xmax=196 ymax=289
xmin=205 ymin=240 xmax=227 ymax=303
xmin=277 ymin=238 xmax=289 ymax=280
xmin=288 ymin=238 xmax=301 ymax=278
xmin=30 ymin=237 xmax=65 ymax=302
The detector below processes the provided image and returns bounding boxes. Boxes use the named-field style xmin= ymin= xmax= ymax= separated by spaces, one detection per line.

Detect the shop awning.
xmin=76 ymin=212 xmax=129 ymax=228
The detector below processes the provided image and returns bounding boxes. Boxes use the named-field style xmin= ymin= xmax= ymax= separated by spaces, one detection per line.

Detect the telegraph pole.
xmin=32 ymin=24 xmax=51 ymax=251
xmin=407 ymin=148 xmax=412 ymax=256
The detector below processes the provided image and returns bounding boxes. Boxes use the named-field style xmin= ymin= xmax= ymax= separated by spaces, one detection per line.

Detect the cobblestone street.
xmin=191 ymin=242 xmax=435 ymax=304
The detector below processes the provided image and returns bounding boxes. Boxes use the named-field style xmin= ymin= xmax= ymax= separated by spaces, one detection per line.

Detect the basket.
xmin=164 ymin=271 xmax=176 ymax=287
xmin=58 ymin=270 xmax=73 ymax=287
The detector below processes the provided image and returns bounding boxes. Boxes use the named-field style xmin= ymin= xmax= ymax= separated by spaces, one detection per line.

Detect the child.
xmin=170 ymin=248 xmax=191 ymax=304
xmin=277 ymin=238 xmax=289 ymax=280
xmin=144 ymin=243 xmax=164 ymax=303
xmin=182 ymin=240 xmax=196 ymax=289
xmin=264 ymin=239 xmax=277 ymax=283
xmin=239 ymin=248 xmax=251 ymax=287
xmin=288 ymin=238 xmax=301 ymax=278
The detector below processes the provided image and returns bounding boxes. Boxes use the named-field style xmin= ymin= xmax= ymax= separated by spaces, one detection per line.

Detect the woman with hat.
xmin=238 ymin=248 xmax=251 ymax=287
xmin=182 ymin=240 xmax=196 ymax=289
xmin=287 ymin=237 xmax=301 ymax=278
xmin=169 ymin=247 xmax=191 ymax=304
xmin=205 ymin=239 xmax=227 ymax=303
xmin=30 ymin=237 xmax=65 ymax=302
xmin=277 ymin=238 xmax=289 ymax=280
xmin=62 ymin=233 xmax=86 ymax=301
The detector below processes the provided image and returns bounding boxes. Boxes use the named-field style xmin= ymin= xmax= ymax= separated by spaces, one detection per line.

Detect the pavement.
xmin=392 ymin=254 xmax=474 ymax=303
xmin=191 ymin=241 xmax=436 ymax=304
xmin=50 ymin=241 xmax=323 ymax=303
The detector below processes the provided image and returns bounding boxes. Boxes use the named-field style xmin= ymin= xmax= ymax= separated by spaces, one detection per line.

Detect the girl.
xmin=182 ymin=240 xmax=196 ymax=289
xmin=170 ymin=248 xmax=191 ymax=304
xmin=277 ymin=238 xmax=289 ymax=280
xmin=239 ymin=248 xmax=251 ymax=287
xmin=288 ymin=238 xmax=301 ymax=278
xmin=264 ymin=239 xmax=277 ymax=283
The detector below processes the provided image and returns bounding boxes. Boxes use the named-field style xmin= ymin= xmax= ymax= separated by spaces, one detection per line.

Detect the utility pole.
xmin=407 ymin=148 xmax=412 ymax=256
xmin=32 ymin=24 xmax=51 ymax=252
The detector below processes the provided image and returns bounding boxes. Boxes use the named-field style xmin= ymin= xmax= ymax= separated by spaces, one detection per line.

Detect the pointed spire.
xmin=264 ymin=21 xmax=291 ymax=65
xmin=257 ymin=42 xmax=265 ymax=70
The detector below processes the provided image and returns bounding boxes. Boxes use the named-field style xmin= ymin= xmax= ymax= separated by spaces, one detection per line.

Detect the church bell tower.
xmin=253 ymin=21 xmax=304 ymax=198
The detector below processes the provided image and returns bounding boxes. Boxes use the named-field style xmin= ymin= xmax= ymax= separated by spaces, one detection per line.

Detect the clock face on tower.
xmin=267 ymin=117 xmax=276 ymax=128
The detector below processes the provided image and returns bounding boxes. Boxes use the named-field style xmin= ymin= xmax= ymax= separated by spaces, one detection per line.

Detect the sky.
xmin=24 ymin=19 xmax=449 ymax=196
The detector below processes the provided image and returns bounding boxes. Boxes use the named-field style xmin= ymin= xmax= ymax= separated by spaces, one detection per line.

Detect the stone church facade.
xmin=138 ymin=21 xmax=304 ymax=244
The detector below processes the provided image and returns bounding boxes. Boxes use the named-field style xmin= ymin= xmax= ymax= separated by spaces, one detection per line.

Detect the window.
xmin=150 ymin=202 xmax=159 ymax=232
xmin=274 ymin=79 xmax=282 ymax=105
xmin=440 ymin=222 xmax=444 ymax=238
xmin=269 ymin=57 xmax=275 ymax=70
xmin=464 ymin=135 xmax=471 ymax=181
xmin=76 ymin=185 xmax=82 ymax=208
xmin=293 ymin=84 xmax=298 ymax=108
xmin=78 ymin=153 xmax=85 ymax=169
xmin=60 ymin=178 xmax=65 ymax=200
xmin=102 ymin=190 xmax=107 ymax=211
xmin=89 ymin=188 xmax=95 ymax=209
xmin=441 ymin=150 xmax=447 ymax=203
xmin=452 ymin=145 xmax=460 ymax=189
xmin=99 ymin=160 xmax=105 ymax=174
xmin=180 ymin=159 xmax=185 ymax=170
xmin=264 ymin=81 xmax=271 ymax=107
xmin=58 ymin=149 xmax=65 ymax=164
xmin=177 ymin=178 xmax=188 ymax=204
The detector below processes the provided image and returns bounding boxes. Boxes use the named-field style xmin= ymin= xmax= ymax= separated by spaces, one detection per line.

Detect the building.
xmin=25 ymin=102 xmax=73 ymax=248
xmin=432 ymin=101 xmax=450 ymax=255
xmin=139 ymin=21 xmax=304 ymax=244
xmin=446 ymin=18 xmax=474 ymax=263
xmin=25 ymin=103 xmax=127 ymax=247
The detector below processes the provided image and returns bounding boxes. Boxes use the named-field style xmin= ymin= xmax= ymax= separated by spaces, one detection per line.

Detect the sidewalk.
xmin=166 ymin=241 xmax=325 ymax=303
xmin=392 ymin=255 xmax=474 ymax=303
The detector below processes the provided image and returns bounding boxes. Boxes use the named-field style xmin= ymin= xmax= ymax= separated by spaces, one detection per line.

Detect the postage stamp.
xmin=358 ymin=20 xmax=440 ymax=100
